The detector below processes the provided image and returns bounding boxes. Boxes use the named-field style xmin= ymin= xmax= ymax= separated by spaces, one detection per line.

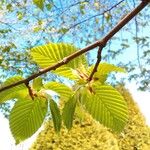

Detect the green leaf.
xmin=33 ymin=77 xmax=43 ymax=91
xmin=9 ymin=97 xmax=48 ymax=144
xmin=44 ymin=81 xmax=73 ymax=100
xmin=62 ymin=95 xmax=77 ymax=129
xmin=33 ymin=0 xmax=45 ymax=10
xmin=49 ymin=99 xmax=61 ymax=132
xmin=53 ymin=66 xmax=77 ymax=80
xmin=82 ymin=84 xmax=128 ymax=133
xmin=88 ymin=63 xmax=126 ymax=83
xmin=0 ymin=76 xmax=28 ymax=103
xmin=31 ymin=43 xmax=86 ymax=69
xmin=31 ymin=43 xmax=87 ymax=79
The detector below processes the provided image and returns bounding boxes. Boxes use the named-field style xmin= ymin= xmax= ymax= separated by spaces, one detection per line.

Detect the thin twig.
xmin=25 ymin=82 xmax=34 ymax=100
xmin=88 ymin=46 xmax=102 ymax=81
xmin=0 ymin=21 xmax=20 ymax=31
xmin=57 ymin=0 xmax=125 ymax=42
xmin=133 ymin=0 xmax=142 ymax=72
xmin=0 ymin=0 xmax=149 ymax=93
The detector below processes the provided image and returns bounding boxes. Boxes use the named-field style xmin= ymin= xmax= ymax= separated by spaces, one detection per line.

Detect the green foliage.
xmin=30 ymin=87 xmax=150 ymax=150
xmin=0 ymin=42 xmax=128 ymax=143
xmin=33 ymin=77 xmax=43 ymax=91
xmin=81 ymin=84 xmax=128 ymax=133
xmin=49 ymin=99 xmax=61 ymax=133
xmin=62 ymin=95 xmax=77 ymax=130
xmin=0 ymin=76 xmax=28 ymax=103
xmin=44 ymin=81 xmax=73 ymax=100
xmin=31 ymin=43 xmax=86 ymax=69
xmin=31 ymin=43 xmax=87 ymax=80
xmin=10 ymin=97 xmax=48 ymax=144
xmin=88 ymin=63 xmax=125 ymax=83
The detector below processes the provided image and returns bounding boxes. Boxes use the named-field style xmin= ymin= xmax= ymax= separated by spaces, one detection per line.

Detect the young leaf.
xmin=62 ymin=95 xmax=77 ymax=130
xmin=49 ymin=99 xmax=61 ymax=132
xmin=0 ymin=76 xmax=28 ymax=103
xmin=31 ymin=43 xmax=86 ymax=69
xmin=31 ymin=43 xmax=87 ymax=79
xmin=33 ymin=0 xmax=45 ymax=10
xmin=9 ymin=97 xmax=48 ymax=144
xmin=88 ymin=63 xmax=126 ymax=83
xmin=33 ymin=77 xmax=43 ymax=91
xmin=52 ymin=66 xmax=77 ymax=80
xmin=82 ymin=84 xmax=128 ymax=133
xmin=44 ymin=81 xmax=73 ymax=100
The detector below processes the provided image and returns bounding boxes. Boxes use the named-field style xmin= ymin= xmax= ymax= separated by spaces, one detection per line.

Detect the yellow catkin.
xmin=30 ymin=86 xmax=150 ymax=150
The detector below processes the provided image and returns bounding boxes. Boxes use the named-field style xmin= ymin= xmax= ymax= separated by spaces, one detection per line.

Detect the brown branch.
xmin=88 ymin=46 xmax=102 ymax=81
xmin=0 ymin=0 xmax=149 ymax=93
xmin=25 ymin=82 xmax=34 ymax=100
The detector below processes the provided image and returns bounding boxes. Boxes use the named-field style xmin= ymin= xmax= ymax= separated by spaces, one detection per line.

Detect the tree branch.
xmin=25 ymin=82 xmax=34 ymax=100
xmin=88 ymin=46 xmax=102 ymax=81
xmin=57 ymin=0 xmax=125 ymax=42
xmin=0 ymin=0 xmax=149 ymax=93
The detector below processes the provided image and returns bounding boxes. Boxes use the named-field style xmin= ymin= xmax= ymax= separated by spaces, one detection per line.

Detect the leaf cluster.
xmin=0 ymin=43 xmax=128 ymax=144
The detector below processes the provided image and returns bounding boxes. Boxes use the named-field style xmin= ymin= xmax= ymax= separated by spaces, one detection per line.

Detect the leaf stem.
xmin=25 ymin=82 xmax=34 ymax=100
xmin=88 ymin=46 xmax=102 ymax=81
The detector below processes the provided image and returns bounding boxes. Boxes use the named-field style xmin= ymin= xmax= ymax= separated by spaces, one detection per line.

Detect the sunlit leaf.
xmin=88 ymin=63 xmax=125 ymax=83
xmin=44 ymin=81 xmax=73 ymax=100
xmin=31 ymin=43 xmax=87 ymax=79
xmin=82 ymin=84 xmax=128 ymax=133
xmin=0 ymin=76 xmax=28 ymax=103
xmin=9 ymin=97 xmax=48 ymax=144
xmin=33 ymin=77 xmax=43 ymax=91
xmin=62 ymin=95 xmax=77 ymax=129
xmin=49 ymin=99 xmax=61 ymax=132
xmin=53 ymin=66 xmax=77 ymax=80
